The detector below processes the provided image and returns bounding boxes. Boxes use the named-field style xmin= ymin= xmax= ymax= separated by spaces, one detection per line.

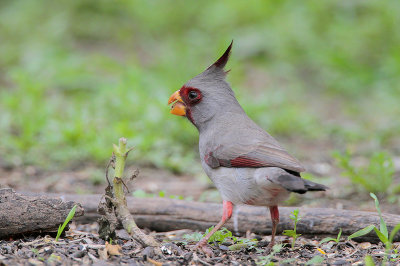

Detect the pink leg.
xmin=195 ymin=200 xmax=233 ymax=256
xmin=267 ymin=206 xmax=279 ymax=250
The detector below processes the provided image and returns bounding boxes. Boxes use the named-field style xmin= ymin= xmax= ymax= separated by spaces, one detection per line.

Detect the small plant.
xmin=320 ymin=228 xmax=342 ymax=244
xmin=206 ymin=227 xmax=233 ymax=243
xmin=257 ymin=244 xmax=283 ymax=265
xmin=364 ymin=255 xmax=375 ymax=266
xmin=182 ymin=227 xmax=233 ymax=244
xmin=55 ymin=205 xmax=77 ymax=241
xmin=390 ymin=248 xmax=400 ymax=263
xmin=305 ymin=255 xmax=325 ymax=265
xmin=333 ymin=150 xmax=396 ymax=195
xmin=182 ymin=231 xmax=204 ymax=242
xmin=182 ymin=227 xmax=257 ymax=250
xmin=228 ymin=238 xmax=258 ymax=251
xmin=283 ymin=209 xmax=301 ymax=249
xmin=348 ymin=193 xmax=400 ymax=265
xmin=31 ymin=248 xmax=45 ymax=261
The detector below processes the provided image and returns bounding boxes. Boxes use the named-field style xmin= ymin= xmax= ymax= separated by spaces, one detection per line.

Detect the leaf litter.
xmin=1 ymin=222 xmax=399 ymax=265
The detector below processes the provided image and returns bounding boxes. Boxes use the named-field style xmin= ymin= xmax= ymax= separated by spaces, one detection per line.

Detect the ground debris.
xmin=0 ymin=223 xmax=398 ymax=265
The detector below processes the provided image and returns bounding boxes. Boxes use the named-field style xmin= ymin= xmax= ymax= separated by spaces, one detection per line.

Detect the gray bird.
xmin=168 ymin=41 xmax=327 ymax=256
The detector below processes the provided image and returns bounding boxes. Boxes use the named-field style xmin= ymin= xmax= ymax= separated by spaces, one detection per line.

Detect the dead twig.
xmin=104 ymin=154 xmax=115 ymax=187
xmin=98 ymin=138 xmax=161 ymax=253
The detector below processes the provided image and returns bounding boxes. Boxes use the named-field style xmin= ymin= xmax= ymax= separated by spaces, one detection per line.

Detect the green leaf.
xmin=373 ymin=227 xmax=389 ymax=245
xmin=280 ymin=258 xmax=296 ymax=264
xmin=347 ymin=225 xmax=375 ymax=240
xmin=207 ymin=227 xmax=233 ymax=243
xmin=183 ymin=232 xmax=203 ymax=242
xmin=389 ymin=223 xmax=400 ymax=244
xmin=336 ymin=228 xmax=342 ymax=242
xmin=320 ymin=237 xmax=336 ymax=244
xmin=289 ymin=209 xmax=301 ymax=221
xmin=305 ymin=255 xmax=324 ymax=265
xmin=272 ymin=243 xmax=283 ymax=253
xmin=364 ymin=255 xmax=375 ymax=266
xmin=370 ymin=193 xmax=388 ymax=238
xmin=229 ymin=238 xmax=258 ymax=251
xmin=55 ymin=205 xmax=77 ymax=241
xmin=283 ymin=230 xmax=296 ymax=237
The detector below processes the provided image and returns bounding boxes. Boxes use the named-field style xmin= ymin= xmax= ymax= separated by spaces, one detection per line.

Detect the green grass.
xmin=347 ymin=193 xmax=400 ymax=265
xmin=56 ymin=205 xmax=77 ymax=241
xmin=320 ymin=228 xmax=342 ymax=244
xmin=1 ymin=0 xmax=399 ymax=172
xmin=334 ymin=151 xmax=398 ymax=197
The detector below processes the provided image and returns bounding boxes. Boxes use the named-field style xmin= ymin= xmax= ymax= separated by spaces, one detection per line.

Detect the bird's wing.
xmin=204 ymin=132 xmax=306 ymax=173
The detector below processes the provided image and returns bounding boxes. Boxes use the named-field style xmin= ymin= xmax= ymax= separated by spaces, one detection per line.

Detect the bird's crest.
xmin=206 ymin=40 xmax=233 ymax=74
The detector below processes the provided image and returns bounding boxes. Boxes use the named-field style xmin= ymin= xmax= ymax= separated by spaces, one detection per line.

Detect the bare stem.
xmin=111 ymin=137 xmax=160 ymax=248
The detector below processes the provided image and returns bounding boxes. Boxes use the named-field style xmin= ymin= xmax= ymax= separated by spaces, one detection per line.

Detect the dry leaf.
xmin=27 ymin=259 xmax=44 ymax=266
xmin=147 ymin=257 xmax=163 ymax=266
xmin=98 ymin=248 xmax=108 ymax=260
xmin=105 ymin=241 xmax=122 ymax=256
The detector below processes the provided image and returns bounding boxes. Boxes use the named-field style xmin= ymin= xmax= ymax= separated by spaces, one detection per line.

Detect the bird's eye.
xmin=188 ymin=90 xmax=198 ymax=100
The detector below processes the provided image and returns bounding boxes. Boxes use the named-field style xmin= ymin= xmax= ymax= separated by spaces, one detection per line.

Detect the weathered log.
xmin=39 ymin=193 xmax=400 ymax=243
xmin=0 ymin=189 xmax=84 ymax=239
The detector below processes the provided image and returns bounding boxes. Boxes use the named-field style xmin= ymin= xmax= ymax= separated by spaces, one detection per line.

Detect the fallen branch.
xmin=29 ymin=193 xmax=400 ymax=243
xmin=0 ymin=188 xmax=84 ymax=239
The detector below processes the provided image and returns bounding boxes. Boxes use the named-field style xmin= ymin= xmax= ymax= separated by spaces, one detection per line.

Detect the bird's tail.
xmin=303 ymin=179 xmax=328 ymax=192
xmin=284 ymin=177 xmax=328 ymax=194
xmin=267 ymin=169 xmax=328 ymax=194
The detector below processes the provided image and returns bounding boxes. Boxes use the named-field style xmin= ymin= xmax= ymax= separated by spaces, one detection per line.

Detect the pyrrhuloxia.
xmin=168 ymin=41 xmax=327 ymax=255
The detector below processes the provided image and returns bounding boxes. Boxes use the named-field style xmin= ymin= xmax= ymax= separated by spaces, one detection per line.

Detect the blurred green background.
xmin=1 ymin=0 xmax=399 ymax=174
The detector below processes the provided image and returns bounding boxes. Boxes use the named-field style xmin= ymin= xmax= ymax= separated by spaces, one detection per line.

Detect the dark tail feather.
xmin=268 ymin=172 xmax=328 ymax=194
xmin=303 ymin=179 xmax=328 ymax=191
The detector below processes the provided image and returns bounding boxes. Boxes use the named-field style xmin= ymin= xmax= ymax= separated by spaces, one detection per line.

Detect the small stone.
xmin=142 ymin=246 xmax=154 ymax=258
xmin=163 ymin=242 xmax=184 ymax=255
xmin=72 ymin=250 xmax=86 ymax=258
xmin=257 ymin=241 xmax=269 ymax=248
xmin=327 ymin=253 xmax=336 ymax=258
xmin=183 ymin=252 xmax=193 ymax=262
xmin=333 ymin=259 xmax=347 ymax=265
xmin=160 ymin=245 xmax=172 ymax=255
xmin=359 ymin=242 xmax=371 ymax=249
xmin=218 ymin=245 xmax=229 ymax=251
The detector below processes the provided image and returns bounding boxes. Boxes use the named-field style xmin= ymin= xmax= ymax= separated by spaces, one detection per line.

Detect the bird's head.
xmin=168 ymin=41 xmax=242 ymax=130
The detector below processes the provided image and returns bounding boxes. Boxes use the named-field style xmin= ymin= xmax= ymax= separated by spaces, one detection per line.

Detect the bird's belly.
xmin=203 ymin=164 xmax=290 ymax=206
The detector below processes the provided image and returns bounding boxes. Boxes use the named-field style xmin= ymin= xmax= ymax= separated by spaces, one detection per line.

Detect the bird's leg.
xmin=267 ymin=205 xmax=279 ymax=251
xmin=194 ymin=200 xmax=233 ymax=257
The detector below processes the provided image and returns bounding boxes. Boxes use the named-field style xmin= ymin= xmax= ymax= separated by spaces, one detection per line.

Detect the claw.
xmin=265 ymin=241 xmax=274 ymax=254
xmin=193 ymin=241 xmax=214 ymax=257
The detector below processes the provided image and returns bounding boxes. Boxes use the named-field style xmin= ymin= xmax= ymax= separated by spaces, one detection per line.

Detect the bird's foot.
xmin=193 ymin=240 xmax=214 ymax=257
xmin=265 ymin=241 xmax=275 ymax=254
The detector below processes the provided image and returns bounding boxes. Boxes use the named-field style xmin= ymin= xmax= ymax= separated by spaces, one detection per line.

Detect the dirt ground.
xmin=0 ymin=160 xmax=400 ymax=265
xmin=0 ymin=223 xmax=399 ymax=265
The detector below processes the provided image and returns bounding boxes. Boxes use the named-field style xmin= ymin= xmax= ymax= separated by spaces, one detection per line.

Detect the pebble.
xmin=72 ymin=250 xmax=86 ymax=258
xmin=359 ymin=242 xmax=371 ymax=249
xmin=332 ymin=259 xmax=347 ymax=265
